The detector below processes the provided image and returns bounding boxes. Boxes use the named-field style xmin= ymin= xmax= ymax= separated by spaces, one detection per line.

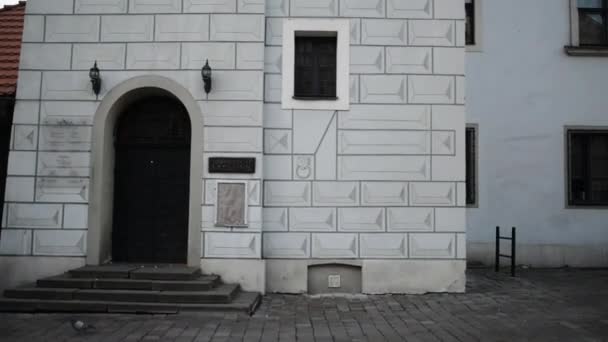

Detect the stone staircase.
xmin=0 ymin=265 xmax=261 ymax=314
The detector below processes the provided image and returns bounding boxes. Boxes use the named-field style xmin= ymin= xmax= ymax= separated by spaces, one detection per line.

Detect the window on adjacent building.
xmin=294 ymin=34 xmax=337 ymax=99
xmin=466 ymin=126 xmax=478 ymax=206
xmin=568 ymin=129 xmax=608 ymax=206
xmin=465 ymin=0 xmax=476 ymax=45
xmin=577 ymin=0 xmax=608 ymax=46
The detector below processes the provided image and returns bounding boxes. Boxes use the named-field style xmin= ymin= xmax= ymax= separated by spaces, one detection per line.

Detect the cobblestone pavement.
xmin=1 ymin=269 xmax=607 ymax=342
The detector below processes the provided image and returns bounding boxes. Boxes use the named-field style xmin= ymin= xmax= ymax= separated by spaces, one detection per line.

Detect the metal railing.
xmin=495 ymin=226 xmax=516 ymax=277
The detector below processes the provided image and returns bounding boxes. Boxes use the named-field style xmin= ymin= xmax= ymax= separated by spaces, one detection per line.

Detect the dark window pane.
xmin=465 ymin=0 xmax=475 ymax=45
xmin=294 ymin=36 xmax=337 ymax=98
xmin=579 ymin=11 xmax=607 ymax=45
xmin=466 ymin=127 xmax=477 ymax=205
xmin=568 ymin=131 xmax=608 ymax=206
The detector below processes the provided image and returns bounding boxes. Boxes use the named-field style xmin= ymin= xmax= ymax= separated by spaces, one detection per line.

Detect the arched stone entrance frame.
xmin=86 ymin=76 xmax=203 ymax=267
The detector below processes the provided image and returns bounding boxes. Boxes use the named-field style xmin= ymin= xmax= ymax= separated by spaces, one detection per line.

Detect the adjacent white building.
xmin=0 ymin=0 xmax=467 ymax=294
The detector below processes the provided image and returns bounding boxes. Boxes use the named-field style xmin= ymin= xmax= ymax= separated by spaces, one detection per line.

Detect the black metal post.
xmin=511 ymin=227 xmax=516 ymax=277
xmin=495 ymin=226 xmax=500 ymax=272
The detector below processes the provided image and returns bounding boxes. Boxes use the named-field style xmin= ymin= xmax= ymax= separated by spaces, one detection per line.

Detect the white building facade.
xmin=0 ymin=0 xmax=467 ymax=294
xmin=466 ymin=0 xmax=608 ymax=268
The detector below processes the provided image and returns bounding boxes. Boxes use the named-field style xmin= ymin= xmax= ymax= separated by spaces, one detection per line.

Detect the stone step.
xmin=5 ymin=284 xmax=240 ymax=304
xmin=69 ymin=265 xmax=202 ymax=280
xmin=38 ymin=274 xmax=220 ymax=291
xmin=0 ymin=291 xmax=261 ymax=315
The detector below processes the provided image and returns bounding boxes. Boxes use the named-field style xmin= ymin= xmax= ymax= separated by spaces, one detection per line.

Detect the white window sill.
xmin=564 ymin=45 xmax=608 ymax=57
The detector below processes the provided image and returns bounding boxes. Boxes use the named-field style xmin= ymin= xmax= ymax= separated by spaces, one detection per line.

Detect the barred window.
xmin=293 ymin=35 xmax=337 ymax=99
xmin=577 ymin=0 xmax=608 ymax=46
xmin=465 ymin=0 xmax=476 ymax=45
xmin=466 ymin=126 xmax=478 ymax=206
xmin=568 ymin=130 xmax=608 ymax=206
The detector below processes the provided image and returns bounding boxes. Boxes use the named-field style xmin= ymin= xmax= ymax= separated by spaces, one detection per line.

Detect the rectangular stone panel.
xmin=204 ymin=233 xmax=260 ymax=258
xmin=26 ymin=0 xmax=74 ymax=14
xmin=7 ymin=151 xmax=36 ymax=176
xmin=386 ymin=47 xmax=432 ymax=74
xmin=264 ymin=181 xmax=311 ymax=207
xmin=350 ymin=75 xmax=359 ymax=103
xmin=266 ymin=0 xmax=289 ymax=16
xmin=312 ymin=182 xmax=359 ymax=207
xmin=16 ymin=71 xmax=41 ymax=100
xmin=210 ymin=15 xmax=265 ymax=42
xmin=182 ymin=43 xmax=235 ymax=70
xmin=13 ymin=125 xmax=38 ymax=151
xmin=311 ymin=233 xmax=358 ymax=258
xmin=126 ymin=43 xmax=180 ymax=70
xmin=76 ymin=0 xmax=128 ymax=13
xmin=263 ymin=155 xmax=291 ymax=180
xmin=432 ymin=131 xmax=456 ymax=155
xmin=339 ymin=156 xmax=430 ymax=181
xmin=456 ymin=233 xmax=466 ymax=259
xmin=0 ymin=230 xmax=32 ymax=255
xmin=264 ymin=46 xmax=282 ymax=73
xmin=184 ymin=0 xmax=236 ymax=13
xmin=35 ymin=178 xmax=89 ymax=203
xmin=39 ymin=126 xmax=92 ymax=151
xmin=435 ymin=208 xmax=466 ymax=232
xmin=200 ymin=101 xmax=262 ymax=127
xmin=360 ymin=234 xmax=407 ymax=258
xmin=40 ymin=101 xmax=97 ymax=125
xmin=12 ymin=101 xmax=39 ymax=125
xmin=360 ymin=75 xmax=407 ymax=104
xmin=264 ymin=104 xmax=292 ymax=129
xmin=339 ymin=131 xmax=430 ymax=155
xmin=155 ymin=15 xmax=209 ymax=41
xmin=263 ymin=208 xmax=288 ymax=231
xmin=361 ymin=19 xmax=407 ymax=45
xmin=64 ymin=204 xmax=89 ymax=229
xmin=408 ymin=20 xmax=456 ymax=46
xmin=350 ymin=18 xmax=361 ymax=44
xmin=204 ymin=127 xmax=262 ymax=152
xmin=409 ymin=233 xmax=456 ymax=259
xmin=350 ymin=46 xmax=384 ymax=74
xmin=7 ymin=203 xmax=63 ymax=229
xmin=37 ymin=152 xmax=91 ymax=177
xmin=207 ymin=71 xmax=264 ymax=101
xmin=20 ymin=44 xmax=72 ymax=70
xmin=387 ymin=207 xmax=434 ymax=232
xmin=289 ymin=208 xmax=336 ymax=231
xmin=434 ymin=47 xmax=465 ymax=75
xmin=33 ymin=230 xmax=87 ymax=256
xmin=409 ymin=182 xmax=456 ymax=206
xmin=72 ymin=44 xmax=126 ymax=70
xmin=238 ymin=0 xmax=265 ymax=13
xmin=264 ymin=74 xmax=282 ymax=103
xmin=456 ymin=76 xmax=465 ymax=104
xmin=387 ymin=0 xmax=432 ymax=18
xmin=408 ymin=76 xmax=455 ymax=104
xmin=237 ymin=43 xmax=264 ymax=70
xmin=340 ymin=0 xmax=384 ymax=18
xmin=361 ymin=182 xmax=408 ymax=206
xmin=339 ymin=105 xmax=430 ymax=130
xmin=266 ymin=18 xmax=283 ymax=46
xmin=45 ymin=16 xmax=100 ymax=42
xmin=101 ymin=15 xmax=154 ymax=42
xmin=263 ymin=233 xmax=309 ymax=258
xmin=4 ymin=177 xmax=35 ymax=202
xmin=129 ymin=0 xmax=181 ymax=13
xmin=290 ymin=0 xmax=338 ymax=17
xmin=41 ymin=72 xmax=96 ymax=101
xmin=264 ymin=129 xmax=292 ymax=154
xmin=338 ymin=208 xmax=385 ymax=232
xmin=23 ymin=16 xmax=45 ymax=42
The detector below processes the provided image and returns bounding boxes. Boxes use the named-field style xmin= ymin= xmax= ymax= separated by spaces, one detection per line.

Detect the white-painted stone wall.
xmin=466 ymin=0 xmax=608 ymax=267
xmin=1 ymin=0 xmax=466 ymax=293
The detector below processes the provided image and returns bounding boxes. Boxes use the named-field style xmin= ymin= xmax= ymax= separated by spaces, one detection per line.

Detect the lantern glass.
xmin=202 ymin=61 xmax=212 ymax=79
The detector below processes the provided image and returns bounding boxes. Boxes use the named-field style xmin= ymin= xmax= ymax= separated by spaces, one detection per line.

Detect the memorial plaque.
xmin=209 ymin=157 xmax=256 ymax=174
xmin=215 ymin=181 xmax=248 ymax=228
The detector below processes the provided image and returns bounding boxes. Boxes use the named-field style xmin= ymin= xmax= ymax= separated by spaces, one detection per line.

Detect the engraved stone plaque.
xmin=209 ymin=157 xmax=256 ymax=174
xmin=215 ymin=181 xmax=248 ymax=227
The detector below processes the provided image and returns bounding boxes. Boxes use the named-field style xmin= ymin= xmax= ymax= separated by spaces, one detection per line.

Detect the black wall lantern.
xmin=202 ymin=59 xmax=212 ymax=94
xmin=89 ymin=61 xmax=101 ymax=98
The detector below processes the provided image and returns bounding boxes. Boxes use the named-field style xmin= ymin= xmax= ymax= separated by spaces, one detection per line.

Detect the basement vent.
xmin=215 ymin=181 xmax=248 ymax=228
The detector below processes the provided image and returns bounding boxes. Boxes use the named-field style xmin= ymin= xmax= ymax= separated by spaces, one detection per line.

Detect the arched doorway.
xmin=112 ymin=96 xmax=191 ymax=264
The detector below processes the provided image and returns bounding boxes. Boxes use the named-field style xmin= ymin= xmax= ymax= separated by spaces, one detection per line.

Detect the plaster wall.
xmin=466 ymin=0 xmax=608 ymax=267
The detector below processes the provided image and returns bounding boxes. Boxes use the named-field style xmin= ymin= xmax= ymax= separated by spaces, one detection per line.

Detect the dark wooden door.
xmin=0 ymin=98 xmax=15 ymax=235
xmin=112 ymin=97 xmax=191 ymax=264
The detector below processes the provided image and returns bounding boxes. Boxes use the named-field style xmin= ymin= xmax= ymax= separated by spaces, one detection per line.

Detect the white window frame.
xmin=281 ymin=18 xmax=350 ymax=111
xmin=466 ymin=0 xmax=483 ymax=52
xmin=214 ymin=180 xmax=249 ymax=228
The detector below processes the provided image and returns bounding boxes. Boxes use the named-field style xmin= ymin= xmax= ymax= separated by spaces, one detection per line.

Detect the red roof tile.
xmin=0 ymin=1 xmax=26 ymax=96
